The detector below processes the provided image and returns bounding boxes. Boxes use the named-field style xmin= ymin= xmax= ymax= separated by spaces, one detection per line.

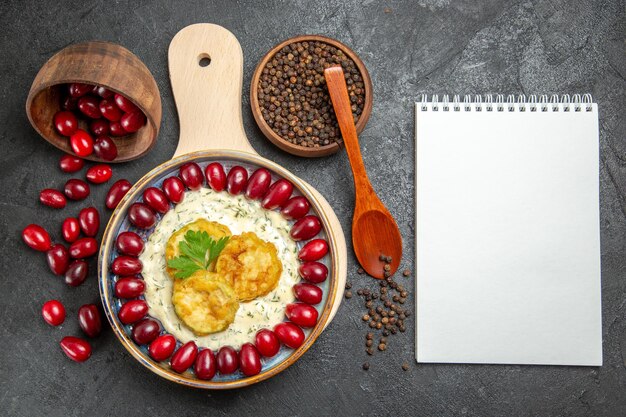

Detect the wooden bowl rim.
xmin=98 ymin=150 xmax=340 ymax=389
xmin=25 ymin=40 xmax=161 ymax=163
xmin=250 ymin=34 xmax=373 ymax=158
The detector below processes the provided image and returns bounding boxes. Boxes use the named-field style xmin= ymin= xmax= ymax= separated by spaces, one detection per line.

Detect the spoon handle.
xmin=324 ymin=66 xmax=374 ymax=196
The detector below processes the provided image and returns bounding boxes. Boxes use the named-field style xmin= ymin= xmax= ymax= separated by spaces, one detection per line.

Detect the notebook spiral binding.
xmin=418 ymin=94 xmax=594 ymax=112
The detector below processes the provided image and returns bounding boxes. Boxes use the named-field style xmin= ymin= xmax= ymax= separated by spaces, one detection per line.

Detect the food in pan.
xmin=165 ymin=218 xmax=232 ymax=278
xmin=140 ymin=186 xmax=302 ymax=349
xmin=171 ymin=271 xmax=239 ymax=335
xmin=164 ymin=221 xmax=282 ymax=335
xmin=215 ymin=232 xmax=283 ymax=301
xmin=112 ymin=162 xmax=331 ymax=379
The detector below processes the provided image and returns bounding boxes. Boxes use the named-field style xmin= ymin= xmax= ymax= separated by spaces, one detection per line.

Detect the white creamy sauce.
xmin=140 ymin=188 xmax=298 ymax=350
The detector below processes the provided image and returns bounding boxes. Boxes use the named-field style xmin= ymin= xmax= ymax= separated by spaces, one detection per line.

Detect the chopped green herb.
xmin=167 ymin=230 xmax=230 ymax=279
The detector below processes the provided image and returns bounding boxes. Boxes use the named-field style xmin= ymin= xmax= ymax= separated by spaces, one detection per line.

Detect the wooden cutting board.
xmin=168 ymin=23 xmax=347 ymax=324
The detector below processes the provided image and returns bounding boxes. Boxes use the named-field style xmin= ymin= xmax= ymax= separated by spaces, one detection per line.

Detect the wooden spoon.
xmin=324 ymin=66 xmax=402 ymax=279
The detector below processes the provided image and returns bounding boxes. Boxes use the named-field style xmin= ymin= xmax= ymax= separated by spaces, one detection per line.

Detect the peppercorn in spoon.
xmin=324 ymin=66 xmax=402 ymax=279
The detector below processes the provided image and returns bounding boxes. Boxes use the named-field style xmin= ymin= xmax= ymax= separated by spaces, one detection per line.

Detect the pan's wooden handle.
xmin=169 ymin=24 xmax=256 ymax=156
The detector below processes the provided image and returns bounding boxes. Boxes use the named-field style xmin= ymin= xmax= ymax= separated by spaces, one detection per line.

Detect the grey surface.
xmin=1 ymin=0 xmax=624 ymax=416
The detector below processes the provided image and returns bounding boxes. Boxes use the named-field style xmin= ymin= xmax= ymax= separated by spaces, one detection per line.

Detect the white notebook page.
xmin=415 ymin=102 xmax=602 ymax=366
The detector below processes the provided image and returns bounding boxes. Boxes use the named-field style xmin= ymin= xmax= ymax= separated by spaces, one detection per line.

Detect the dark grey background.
xmin=1 ymin=0 xmax=624 ymax=416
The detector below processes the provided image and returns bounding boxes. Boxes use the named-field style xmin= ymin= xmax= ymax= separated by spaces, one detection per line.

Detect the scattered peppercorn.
xmin=362 ymin=362 xmax=370 ymax=370
xmin=345 ymin=291 xmax=352 ymax=299
xmin=402 ymin=363 xmax=409 ymax=371
xmin=345 ymin=282 xmax=352 ymax=289
xmin=257 ymin=40 xmax=366 ymax=148
xmin=358 ymin=268 xmax=364 ymax=274
xmin=354 ymin=261 xmax=412 ymax=370
xmin=402 ymin=269 xmax=411 ymax=277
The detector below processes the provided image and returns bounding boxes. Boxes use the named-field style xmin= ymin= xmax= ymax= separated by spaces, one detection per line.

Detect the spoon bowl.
xmin=324 ymin=66 xmax=403 ymax=278
xmin=353 ymin=210 xmax=402 ymax=278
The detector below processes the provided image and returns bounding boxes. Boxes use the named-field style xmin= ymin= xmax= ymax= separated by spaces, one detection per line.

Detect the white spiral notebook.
xmin=415 ymin=94 xmax=602 ymax=366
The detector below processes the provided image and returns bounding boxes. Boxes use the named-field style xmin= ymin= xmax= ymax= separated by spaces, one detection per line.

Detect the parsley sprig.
xmin=167 ymin=230 xmax=229 ymax=279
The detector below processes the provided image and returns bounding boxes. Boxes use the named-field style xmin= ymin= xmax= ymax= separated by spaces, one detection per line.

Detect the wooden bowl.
xmin=26 ymin=41 xmax=162 ymax=163
xmin=250 ymin=35 xmax=373 ymax=158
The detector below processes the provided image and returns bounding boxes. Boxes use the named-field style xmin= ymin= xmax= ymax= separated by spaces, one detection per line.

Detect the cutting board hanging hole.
xmin=199 ymin=54 xmax=211 ymax=67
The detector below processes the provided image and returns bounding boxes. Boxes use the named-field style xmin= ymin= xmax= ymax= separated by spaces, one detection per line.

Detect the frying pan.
xmin=98 ymin=24 xmax=347 ymax=388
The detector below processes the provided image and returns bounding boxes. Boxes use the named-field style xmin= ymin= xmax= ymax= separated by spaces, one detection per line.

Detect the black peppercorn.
xmin=258 ymin=40 xmax=365 ymax=148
